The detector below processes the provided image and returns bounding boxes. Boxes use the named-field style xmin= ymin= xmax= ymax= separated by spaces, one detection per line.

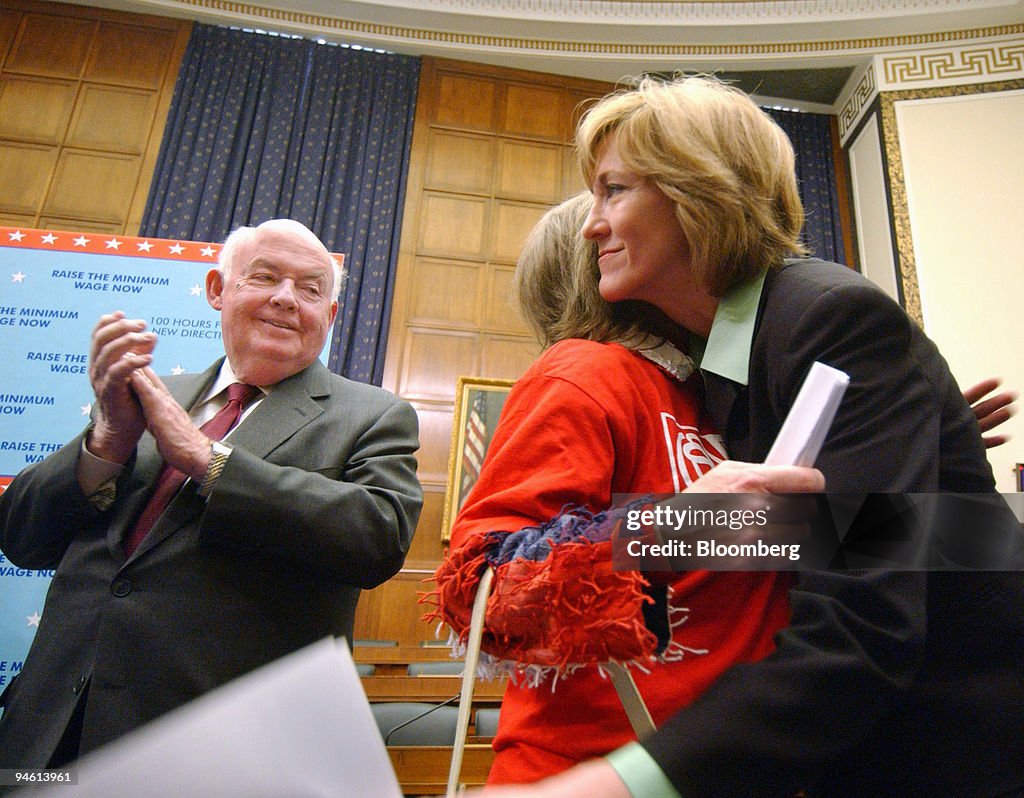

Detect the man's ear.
xmin=328 ymin=300 xmax=339 ymax=326
xmin=206 ymin=268 xmax=224 ymax=310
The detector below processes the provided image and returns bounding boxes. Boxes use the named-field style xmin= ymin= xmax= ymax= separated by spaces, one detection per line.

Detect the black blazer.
xmin=643 ymin=260 xmax=1024 ymax=797
xmin=0 ymin=358 xmax=422 ymax=769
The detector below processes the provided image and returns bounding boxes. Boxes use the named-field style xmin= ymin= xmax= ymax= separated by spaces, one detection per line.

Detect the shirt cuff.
xmin=78 ymin=439 xmax=123 ymax=510
xmin=606 ymin=743 xmax=682 ymax=798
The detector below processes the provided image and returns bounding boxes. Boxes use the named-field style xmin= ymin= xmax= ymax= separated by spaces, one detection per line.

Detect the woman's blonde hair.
xmin=576 ymin=75 xmax=807 ymax=297
xmin=513 ymin=192 xmax=662 ymax=349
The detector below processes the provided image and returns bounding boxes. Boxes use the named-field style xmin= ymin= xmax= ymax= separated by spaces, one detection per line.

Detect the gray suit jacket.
xmin=0 ymin=358 xmax=422 ymax=768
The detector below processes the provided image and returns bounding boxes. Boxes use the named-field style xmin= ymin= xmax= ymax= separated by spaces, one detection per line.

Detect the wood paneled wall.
xmin=355 ymin=58 xmax=613 ymax=645
xmin=0 ymin=0 xmax=190 ymax=234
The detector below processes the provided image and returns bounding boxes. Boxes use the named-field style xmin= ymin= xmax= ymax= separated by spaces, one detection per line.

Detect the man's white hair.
xmin=217 ymin=219 xmax=346 ymax=303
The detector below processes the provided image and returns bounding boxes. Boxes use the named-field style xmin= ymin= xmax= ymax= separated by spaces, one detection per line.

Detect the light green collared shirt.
xmin=604 ymin=270 xmax=770 ymax=798
xmin=690 ymin=268 xmax=767 ymax=387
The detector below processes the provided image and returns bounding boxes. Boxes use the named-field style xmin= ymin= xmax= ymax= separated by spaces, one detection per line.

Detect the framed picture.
xmin=441 ymin=377 xmax=515 ymax=542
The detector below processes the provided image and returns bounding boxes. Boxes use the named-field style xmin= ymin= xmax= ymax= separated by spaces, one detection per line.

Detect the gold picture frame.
xmin=440 ymin=377 xmax=515 ymax=542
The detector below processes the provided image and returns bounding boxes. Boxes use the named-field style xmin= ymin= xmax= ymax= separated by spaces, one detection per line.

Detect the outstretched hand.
xmin=963 ymin=377 xmax=1018 ymax=448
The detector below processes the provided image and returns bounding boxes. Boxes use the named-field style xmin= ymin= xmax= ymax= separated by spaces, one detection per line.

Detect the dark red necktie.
xmin=124 ymin=382 xmax=259 ymax=556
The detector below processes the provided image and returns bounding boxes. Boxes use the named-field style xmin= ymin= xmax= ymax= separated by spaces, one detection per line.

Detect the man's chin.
xmin=232 ymin=349 xmax=319 ymax=385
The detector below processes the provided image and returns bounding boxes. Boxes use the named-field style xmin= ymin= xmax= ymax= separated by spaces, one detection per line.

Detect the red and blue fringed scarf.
xmin=423 ymin=499 xmax=670 ymax=687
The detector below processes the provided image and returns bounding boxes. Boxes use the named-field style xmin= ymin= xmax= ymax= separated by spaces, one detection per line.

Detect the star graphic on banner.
xmin=137 ymin=240 xmax=153 ymax=252
xmin=73 ymin=235 xmax=90 ymax=247
xmin=200 ymin=246 xmax=216 ymax=258
xmin=41 ymin=233 xmax=58 ymax=245
xmin=168 ymin=243 xmax=185 ymax=255
xmin=81 ymin=403 xmax=92 ymax=416
xmin=190 ymin=284 xmax=202 ymax=296
xmin=171 ymin=364 xmax=186 ymax=376
xmin=27 ymin=611 xmax=41 ymax=627
xmin=8 ymin=230 xmax=25 ymax=241
xmin=12 ymin=271 xmax=25 ymax=283
xmin=105 ymin=238 xmax=122 ymax=250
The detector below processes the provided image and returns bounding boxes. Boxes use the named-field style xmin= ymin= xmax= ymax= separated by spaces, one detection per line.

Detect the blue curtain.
xmin=140 ymin=24 xmax=421 ymax=384
xmin=766 ymin=108 xmax=846 ymax=265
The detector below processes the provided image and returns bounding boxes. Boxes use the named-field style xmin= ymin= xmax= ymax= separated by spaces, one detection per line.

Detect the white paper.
xmin=27 ymin=638 xmax=402 ymax=798
xmin=764 ymin=361 xmax=850 ymax=467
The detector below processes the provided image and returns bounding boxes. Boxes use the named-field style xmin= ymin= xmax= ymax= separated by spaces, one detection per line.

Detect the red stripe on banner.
xmin=1 ymin=226 xmax=222 ymax=262
xmin=0 ymin=227 xmax=344 ymax=267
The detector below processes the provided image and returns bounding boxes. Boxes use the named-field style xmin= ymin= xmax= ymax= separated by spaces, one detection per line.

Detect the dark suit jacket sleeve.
xmin=0 ymin=429 xmax=105 ymax=569
xmin=641 ymin=269 xmax=987 ymax=796
xmin=765 ymin=279 xmax=942 ymax=491
xmin=198 ymin=394 xmax=422 ymax=588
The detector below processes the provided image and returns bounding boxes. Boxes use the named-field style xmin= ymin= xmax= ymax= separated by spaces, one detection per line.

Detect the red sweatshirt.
xmin=437 ymin=339 xmax=793 ymax=783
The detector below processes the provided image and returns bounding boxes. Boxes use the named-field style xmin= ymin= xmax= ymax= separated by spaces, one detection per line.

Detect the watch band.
xmin=198 ymin=440 xmax=232 ymax=498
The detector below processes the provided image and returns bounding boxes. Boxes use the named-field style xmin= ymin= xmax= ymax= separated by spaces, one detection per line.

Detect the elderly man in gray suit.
xmin=0 ymin=219 xmax=422 ymax=771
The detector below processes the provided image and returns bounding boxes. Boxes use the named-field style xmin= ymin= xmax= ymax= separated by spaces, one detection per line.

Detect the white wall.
xmin=848 ymin=115 xmax=900 ymax=302
xmin=894 ymin=89 xmax=1024 ymax=491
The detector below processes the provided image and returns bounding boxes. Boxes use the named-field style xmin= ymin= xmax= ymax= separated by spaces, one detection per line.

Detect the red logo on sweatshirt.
xmin=660 ymin=413 xmax=727 ymax=492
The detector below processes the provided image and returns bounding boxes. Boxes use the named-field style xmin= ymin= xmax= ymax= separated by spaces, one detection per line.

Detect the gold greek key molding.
xmin=884 ymin=41 xmax=1024 ymax=85
xmin=838 ymin=65 xmax=876 ymax=140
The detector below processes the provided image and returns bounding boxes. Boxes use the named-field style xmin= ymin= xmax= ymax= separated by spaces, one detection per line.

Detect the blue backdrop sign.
xmin=0 ymin=226 xmax=345 ymax=696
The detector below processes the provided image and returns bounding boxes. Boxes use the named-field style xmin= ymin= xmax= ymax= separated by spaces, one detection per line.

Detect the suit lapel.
xmin=700 ymin=267 xmax=779 ymax=461
xmin=223 ymin=362 xmax=329 ymax=460
xmin=702 ymin=370 xmax=738 ymax=437
xmin=701 ymin=370 xmax=752 ymax=461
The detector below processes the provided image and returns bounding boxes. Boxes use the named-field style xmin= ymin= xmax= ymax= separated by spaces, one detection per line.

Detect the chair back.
xmin=371 ymin=701 xmax=460 ymax=746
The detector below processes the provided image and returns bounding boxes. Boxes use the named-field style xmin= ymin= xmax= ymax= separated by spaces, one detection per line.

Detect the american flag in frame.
xmin=440 ymin=377 xmax=514 ymax=542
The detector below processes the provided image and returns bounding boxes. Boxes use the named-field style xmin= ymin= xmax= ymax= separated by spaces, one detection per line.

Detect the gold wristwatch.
xmin=198 ymin=440 xmax=232 ymax=498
